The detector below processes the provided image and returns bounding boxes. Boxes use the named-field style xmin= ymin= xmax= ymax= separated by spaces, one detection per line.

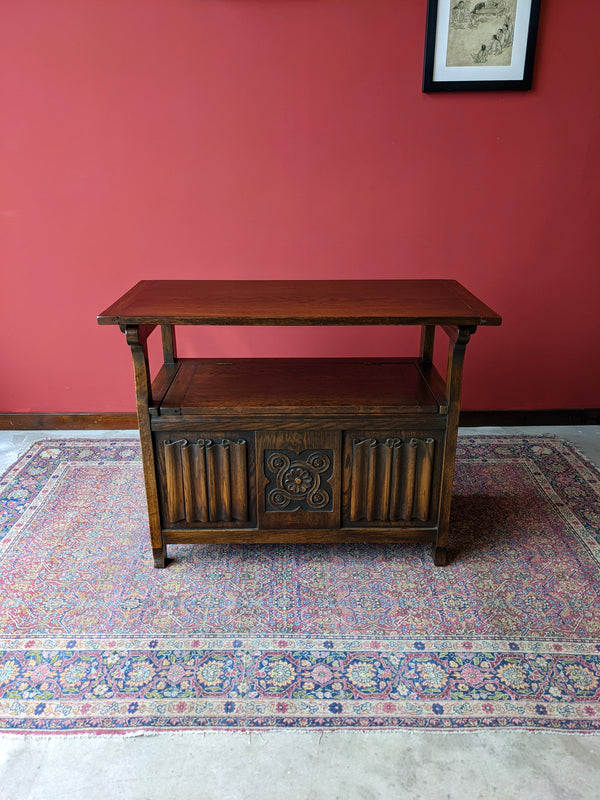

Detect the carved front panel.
xmin=343 ymin=432 xmax=442 ymax=526
xmin=257 ymin=432 xmax=341 ymax=529
xmin=265 ymin=449 xmax=334 ymax=512
xmin=154 ymin=432 xmax=255 ymax=527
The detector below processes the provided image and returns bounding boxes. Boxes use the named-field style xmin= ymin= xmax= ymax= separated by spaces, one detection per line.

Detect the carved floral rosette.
xmin=265 ymin=450 xmax=333 ymax=513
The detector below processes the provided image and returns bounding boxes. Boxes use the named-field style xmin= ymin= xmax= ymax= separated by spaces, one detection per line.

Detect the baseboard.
xmin=0 ymin=413 xmax=138 ymax=430
xmin=459 ymin=409 xmax=600 ymax=427
xmin=0 ymin=410 xmax=599 ymax=430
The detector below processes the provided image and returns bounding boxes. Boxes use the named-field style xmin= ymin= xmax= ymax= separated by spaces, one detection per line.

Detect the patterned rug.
xmin=0 ymin=436 xmax=599 ymax=734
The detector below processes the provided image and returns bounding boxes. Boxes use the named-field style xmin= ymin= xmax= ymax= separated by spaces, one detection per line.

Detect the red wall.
xmin=2 ymin=0 xmax=599 ymax=413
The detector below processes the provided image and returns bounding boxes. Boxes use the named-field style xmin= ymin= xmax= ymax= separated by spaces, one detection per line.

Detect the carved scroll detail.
xmin=265 ymin=449 xmax=333 ymax=512
xmin=164 ymin=438 xmax=248 ymax=524
xmin=350 ymin=437 xmax=435 ymax=523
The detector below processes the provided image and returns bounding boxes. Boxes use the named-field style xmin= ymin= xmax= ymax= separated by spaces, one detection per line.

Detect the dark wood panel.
xmin=159 ymin=358 xmax=439 ymax=415
xmin=97 ymin=279 xmax=502 ymax=327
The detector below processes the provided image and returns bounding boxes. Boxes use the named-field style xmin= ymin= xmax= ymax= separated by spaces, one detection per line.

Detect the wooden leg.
xmin=125 ymin=325 xmax=168 ymax=569
xmin=433 ymin=544 xmax=449 ymax=566
xmin=153 ymin=546 xmax=167 ymax=569
xmin=434 ymin=325 xmax=475 ymax=568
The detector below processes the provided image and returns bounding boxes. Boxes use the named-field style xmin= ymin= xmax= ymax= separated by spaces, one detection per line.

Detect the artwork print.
xmin=446 ymin=1 xmax=517 ymax=67
xmin=422 ymin=0 xmax=540 ymax=91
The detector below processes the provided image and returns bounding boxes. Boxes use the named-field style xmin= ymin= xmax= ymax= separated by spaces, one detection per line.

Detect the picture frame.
xmin=423 ymin=0 xmax=541 ymax=92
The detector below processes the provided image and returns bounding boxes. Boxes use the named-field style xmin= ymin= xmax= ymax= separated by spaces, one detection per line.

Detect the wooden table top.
xmin=98 ymin=279 xmax=502 ymax=327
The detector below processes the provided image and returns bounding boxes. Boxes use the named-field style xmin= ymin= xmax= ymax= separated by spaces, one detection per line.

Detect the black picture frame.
xmin=423 ymin=0 xmax=541 ymax=92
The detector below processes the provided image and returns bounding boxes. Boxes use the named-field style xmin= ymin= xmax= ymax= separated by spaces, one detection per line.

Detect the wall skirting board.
xmin=459 ymin=410 xmax=600 ymax=427
xmin=0 ymin=414 xmax=138 ymax=430
xmin=0 ymin=411 xmax=599 ymax=431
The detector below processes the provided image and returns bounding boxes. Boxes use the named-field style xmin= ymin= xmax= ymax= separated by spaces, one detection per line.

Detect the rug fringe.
xmin=1 ymin=727 xmax=599 ymax=741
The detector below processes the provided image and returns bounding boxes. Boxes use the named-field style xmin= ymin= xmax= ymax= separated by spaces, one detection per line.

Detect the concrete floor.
xmin=0 ymin=427 xmax=599 ymax=800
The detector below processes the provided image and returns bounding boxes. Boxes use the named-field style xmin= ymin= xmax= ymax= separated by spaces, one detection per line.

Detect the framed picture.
xmin=423 ymin=0 xmax=541 ymax=91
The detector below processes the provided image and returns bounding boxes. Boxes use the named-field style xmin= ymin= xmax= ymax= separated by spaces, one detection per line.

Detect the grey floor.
xmin=0 ymin=427 xmax=599 ymax=800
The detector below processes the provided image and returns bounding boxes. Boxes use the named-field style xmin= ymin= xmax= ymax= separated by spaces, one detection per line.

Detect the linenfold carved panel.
xmin=348 ymin=437 xmax=436 ymax=523
xmin=163 ymin=437 xmax=249 ymax=524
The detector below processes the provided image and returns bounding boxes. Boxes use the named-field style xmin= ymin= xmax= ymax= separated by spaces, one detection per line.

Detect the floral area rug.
xmin=0 ymin=436 xmax=599 ymax=733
